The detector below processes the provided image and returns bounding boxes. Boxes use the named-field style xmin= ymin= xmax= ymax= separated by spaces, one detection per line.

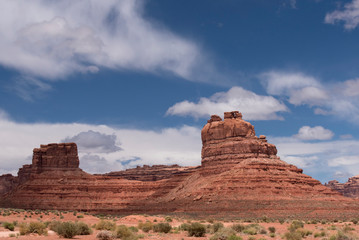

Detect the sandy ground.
xmin=0 ymin=209 xmax=358 ymax=239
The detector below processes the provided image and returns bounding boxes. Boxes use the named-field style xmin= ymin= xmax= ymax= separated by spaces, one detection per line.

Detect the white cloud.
xmin=0 ymin=0 xmax=216 ymax=96
xmin=166 ymin=86 xmax=288 ymax=120
xmin=62 ymin=130 xmax=122 ymax=154
xmin=280 ymin=155 xmax=317 ymax=168
xmin=329 ymin=156 xmax=359 ymax=167
xmin=260 ymin=71 xmax=328 ymax=106
xmin=0 ymin=109 xmax=201 ymax=175
xmin=342 ymin=78 xmax=359 ymax=96
xmin=325 ymin=0 xmax=359 ymax=30
xmin=260 ymin=71 xmax=359 ymax=124
xmin=270 ymin=135 xmax=359 ymax=182
xmin=294 ymin=126 xmax=334 ymax=140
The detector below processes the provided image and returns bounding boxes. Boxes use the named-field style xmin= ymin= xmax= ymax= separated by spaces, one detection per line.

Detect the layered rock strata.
xmin=1 ymin=111 xmax=359 ymax=219
xmin=326 ymin=176 xmax=359 ymax=199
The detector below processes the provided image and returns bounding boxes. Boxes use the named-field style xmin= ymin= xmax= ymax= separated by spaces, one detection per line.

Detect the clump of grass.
xmin=187 ymin=222 xmax=206 ymax=237
xmin=115 ymin=225 xmax=138 ymax=240
xmin=19 ymin=222 xmax=47 ymax=235
xmin=2 ymin=222 xmax=14 ymax=231
xmin=96 ymin=230 xmax=115 ymax=240
xmin=212 ymin=222 xmax=224 ymax=233
xmin=138 ymin=221 xmax=153 ymax=232
xmin=76 ymin=222 xmax=92 ymax=235
xmin=95 ymin=220 xmax=116 ymax=231
xmin=288 ymin=220 xmax=304 ymax=232
xmin=210 ymin=227 xmax=242 ymax=240
xmin=153 ymin=222 xmax=172 ymax=233
xmin=268 ymin=226 xmax=276 ymax=233
xmin=231 ymin=223 xmax=245 ymax=233
xmin=56 ymin=221 xmax=78 ymax=238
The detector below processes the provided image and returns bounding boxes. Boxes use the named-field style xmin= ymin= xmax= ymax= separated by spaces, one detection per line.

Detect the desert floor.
xmin=0 ymin=208 xmax=358 ymax=239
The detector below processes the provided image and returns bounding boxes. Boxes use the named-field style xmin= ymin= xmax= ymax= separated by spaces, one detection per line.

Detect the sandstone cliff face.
xmin=104 ymin=165 xmax=198 ymax=181
xmin=201 ymin=111 xmax=278 ymax=175
xmin=326 ymin=176 xmax=359 ymax=199
xmin=1 ymin=111 xmax=359 ymax=219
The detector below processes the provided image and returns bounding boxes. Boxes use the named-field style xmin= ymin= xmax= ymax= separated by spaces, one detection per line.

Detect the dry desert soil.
xmin=0 ymin=209 xmax=359 ymax=239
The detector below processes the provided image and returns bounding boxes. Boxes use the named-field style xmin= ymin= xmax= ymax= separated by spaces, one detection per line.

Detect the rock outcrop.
xmin=326 ymin=176 xmax=359 ymax=199
xmin=1 ymin=111 xmax=359 ymax=219
xmin=104 ymin=165 xmax=198 ymax=181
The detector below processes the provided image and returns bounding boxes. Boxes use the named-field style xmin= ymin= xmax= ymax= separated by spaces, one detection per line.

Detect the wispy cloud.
xmin=260 ymin=71 xmax=359 ymax=124
xmin=0 ymin=0 xmax=220 ymax=98
xmin=166 ymin=86 xmax=288 ymax=120
xmin=325 ymin=0 xmax=359 ymax=30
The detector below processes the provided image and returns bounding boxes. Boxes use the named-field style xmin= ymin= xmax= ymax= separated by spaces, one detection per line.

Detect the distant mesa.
xmin=1 ymin=111 xmax=359 ymax=219
xmin=326 ymin=176 xmax=359 ymax=199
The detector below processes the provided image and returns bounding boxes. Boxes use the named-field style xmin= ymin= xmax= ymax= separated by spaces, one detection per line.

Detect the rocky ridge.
xmin=326 ymin=176 xmax=359 ymax=199
xmin=1 ymin=111 xmax=358 ymax=219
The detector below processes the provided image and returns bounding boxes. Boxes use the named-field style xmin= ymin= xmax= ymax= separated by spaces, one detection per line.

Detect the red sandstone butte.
xmin=1 ymin=111 xmax=359 ymax=219
xmin=326 ymin=176 xmax=359 ymax=199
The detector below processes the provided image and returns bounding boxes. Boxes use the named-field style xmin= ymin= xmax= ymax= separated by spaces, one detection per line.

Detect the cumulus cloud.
xmin=329 ymin=156 xmax=359 ymax=167
xmin=260 ymin=71 xmax=328 ymax=106
xmin=342 ymin=78 xmax=359 ymax=96
xmin=62 ymin=130 xmax=122 ymax=154
xmin=270 ymin=136 xmax=359 ymax=182
xmin=0 ymin=109 xmax=201 ymax=174
xmin=294 ymin=126 xmax=334 ymax=140
xmin=260 ymin=71 xmax=359 ymax=124
xmin=325 ymin=0 xmax=359 ymax=30
xmin=166 ymin=86 xmax=288 ymax=120
xmin=0 ymin=0 xmax=217 ymax=97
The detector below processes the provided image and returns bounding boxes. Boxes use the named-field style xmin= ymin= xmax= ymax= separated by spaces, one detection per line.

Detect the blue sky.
xmin=1 ymin=0 xmax=359 ymax=183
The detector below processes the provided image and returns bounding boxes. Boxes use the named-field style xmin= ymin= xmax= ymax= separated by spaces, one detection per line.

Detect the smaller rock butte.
xmin=1 ymin=111 xmax=359 ymax=219
xmin=326 ymin=176 xmax=359 ymax=199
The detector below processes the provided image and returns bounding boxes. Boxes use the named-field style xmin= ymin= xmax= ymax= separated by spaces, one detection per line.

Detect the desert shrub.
xmin=19 ymin=222 xmax=46 ymax=235
xmin=48 ymin=220 xmax=62 ymax=232
xmin=207 ymin=218 xmax=215 ymax=223
xmin=342 ymin=225 xmax=354 ymax=233
xmin=138 ymin=221 xmax=153 ymax=232
xmin=96 ymin=230 xmax=115 ymax=240
xmin=314 ymin=231 xmax=326 ymax=238
xmin=76 ymin=222 xmax=92 ymax=235
xmin=284 ymin=231 xmax=303 ymax=240
xmin=243 ymin=227 xmax=257 ymax=235
xmin=268 ymin=226 xmax=276 ymax=233
xmin=270 ymin=232 xmax=275 ymax=238
xmin=115 ymin=225 xmax=136 ymax=239
xmin=56 ymin=221 xmax=78 ymax=238
xmin=2 ymin=222 xmax=14 ymax=231
xmin=165 ymin=216 xmax=172 ymax=222
xmin=213 ymin=222 xmax=224 ymax=233
xmin=210 ymin=227 xmax=240 ymax=240
xmin=129 ymin=226 xmax=139 ymax=232
xmin=28 ymin=222 xmax=46 ymax=235
xmin=231 ymin=223 xmax=245 ymax=232
xmin=153 ymin=222 xmax=172 ymax=233
xmin=77 ymin=215 xmax=84 ymax=218
xmin=297 ymin=228 xmax=312 ymax=237
xmin=19 ymin=223 xmax=30 ymax=235
xmin=188 ymin=222 xmax=206 ymax=237
xmin=179 ymin=223 xmax=191 ymax=231
xmin=330 ymin=230 xmax=357 ymax=240
xmin=288 ymin=220 xmax=304 ymax=232
xmin=227 ymin=235 xmax=243 ymax=240
xmin=95 ymin=220 xmax=116 ymax=231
